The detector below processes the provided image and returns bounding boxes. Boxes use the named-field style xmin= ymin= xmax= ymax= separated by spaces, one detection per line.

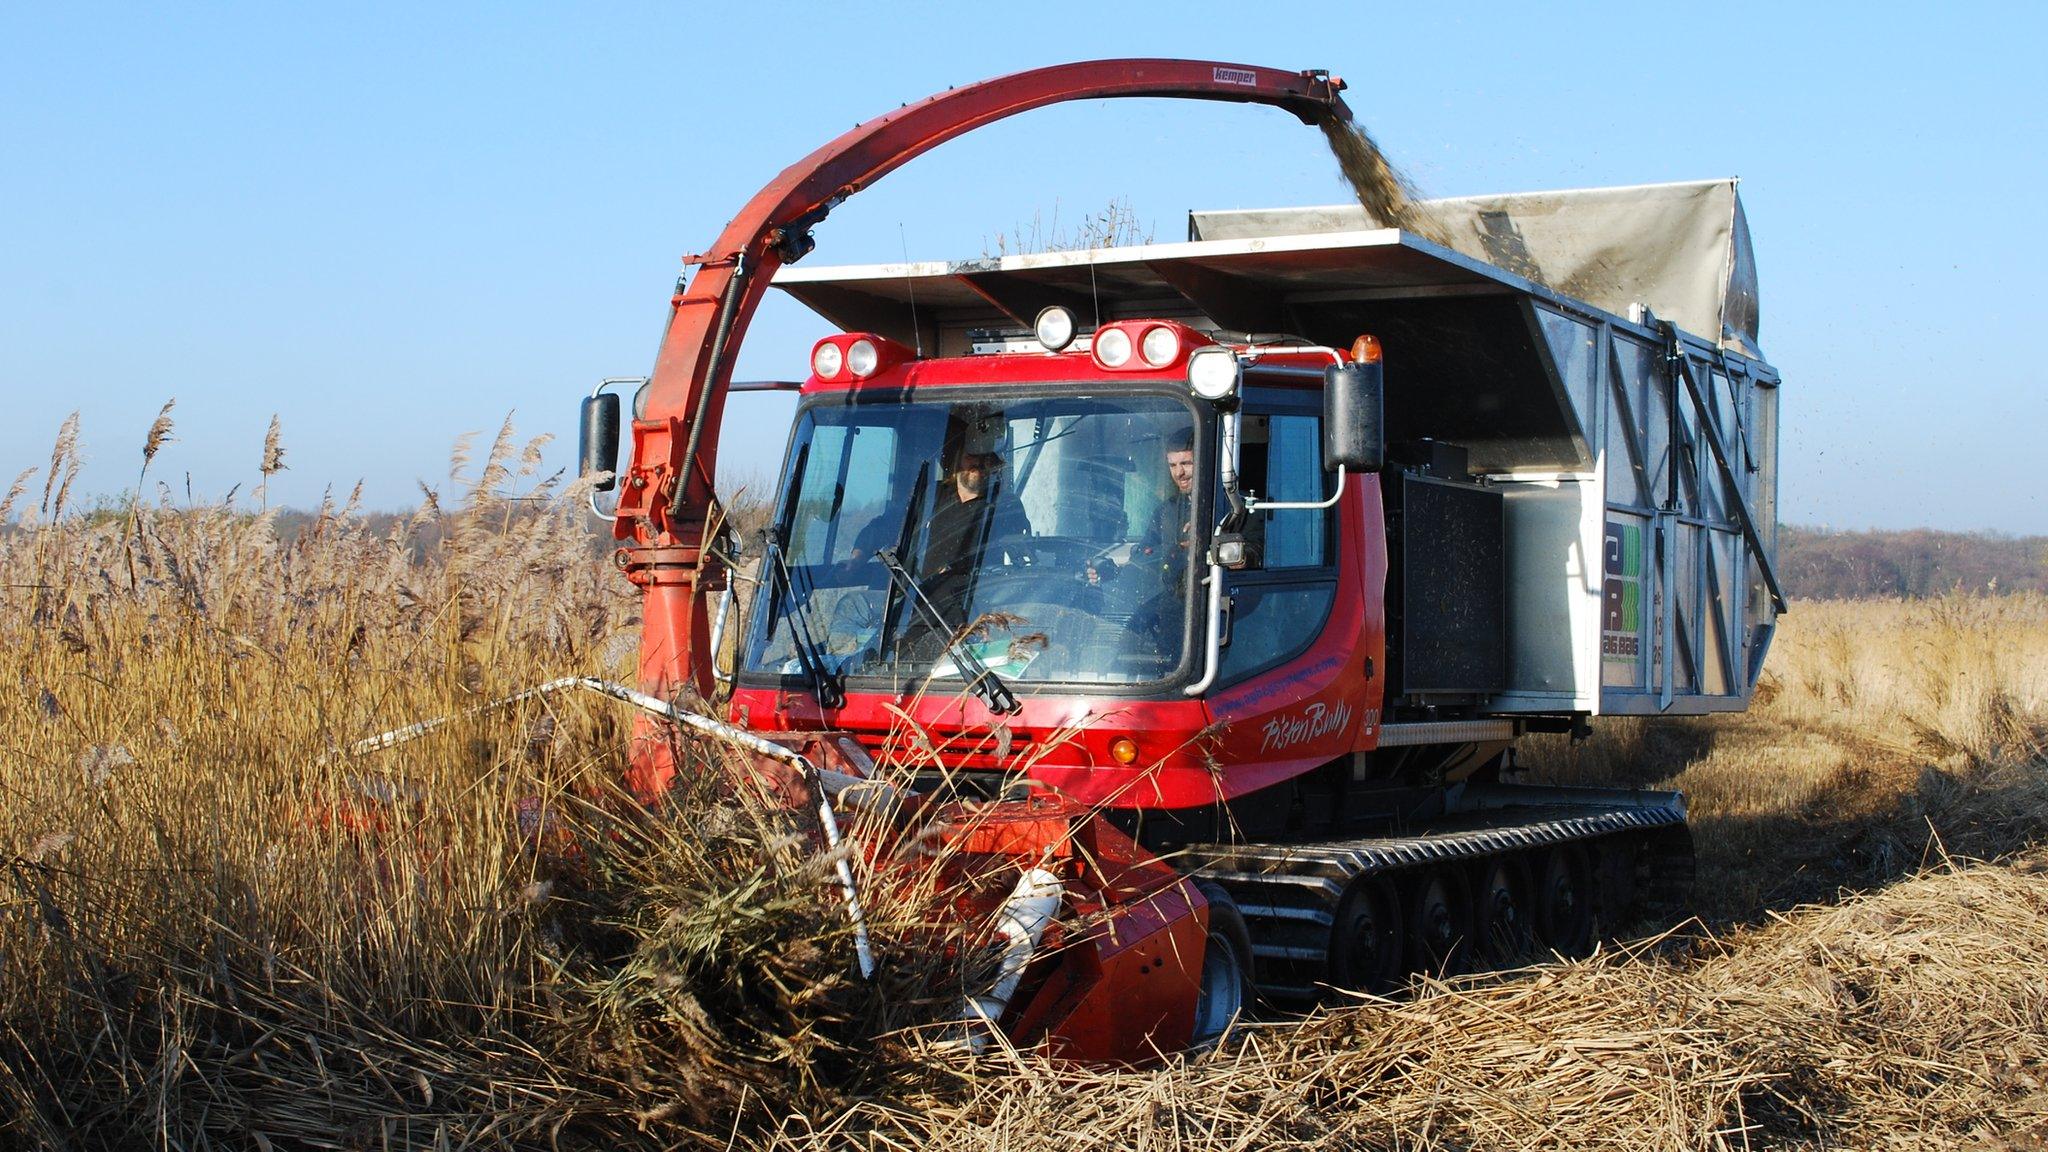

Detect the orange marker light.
xmin=1109 ymin=737 xmax=1140 ymax=765
xmin=1351 ymin=334 xmax=1383 ymax=364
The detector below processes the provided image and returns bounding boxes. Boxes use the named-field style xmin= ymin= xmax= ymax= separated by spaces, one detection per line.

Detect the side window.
xmin=1259 ymin=414 xmax=1330 ymax=569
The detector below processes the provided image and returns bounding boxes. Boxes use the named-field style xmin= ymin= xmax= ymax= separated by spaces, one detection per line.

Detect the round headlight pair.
xmin=1093 ymin=323 xmax=1184 ymax=370
xmin=812 ymin=338 xmax=880 ymax=380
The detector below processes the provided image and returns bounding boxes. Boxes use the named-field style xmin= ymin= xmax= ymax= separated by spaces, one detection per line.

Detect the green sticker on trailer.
xmin=1603 ymin=521 xmax=1643 ymax=664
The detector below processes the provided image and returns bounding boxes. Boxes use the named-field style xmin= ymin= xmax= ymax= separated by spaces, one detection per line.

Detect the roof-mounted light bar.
xmin=1090 ymin=319 xmax=1208 ymax=372
xmin=809 ymin=332 xmax=916 ymax=382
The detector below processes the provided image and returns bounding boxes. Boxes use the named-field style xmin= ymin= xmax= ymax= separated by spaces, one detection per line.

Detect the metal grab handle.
xmin=1246 ymin=464 xmax=1346 ymax=512
xmin=1183 ymin=562 xmax=1227 ymax=697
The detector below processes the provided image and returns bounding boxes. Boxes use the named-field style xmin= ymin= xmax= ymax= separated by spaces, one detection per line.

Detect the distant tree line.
xmin=270 ymin=494 xmax=777 ymax=561
xmin=1778 ymin=526 xmax=2048 ymax=599
xmin=26 ymin=504 xmax=2038 ymax=603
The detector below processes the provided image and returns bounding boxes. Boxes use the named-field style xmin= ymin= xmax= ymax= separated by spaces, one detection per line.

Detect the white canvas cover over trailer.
xmin=1191 ymin=179 xmax=1763 ymax=359
xmin=772 ymin=180 xmax=1782 ymax=718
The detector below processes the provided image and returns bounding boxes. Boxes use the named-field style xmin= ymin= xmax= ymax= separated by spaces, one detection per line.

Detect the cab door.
xmin=1216 ymin=393 xmax=1340 ymax=686
xmin=1203 ymin=385 xmax=1386 ymax=810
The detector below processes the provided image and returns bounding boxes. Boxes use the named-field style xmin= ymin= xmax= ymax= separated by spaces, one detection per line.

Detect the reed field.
xmin=3 ymin=418 xmax=2046 ymax=1150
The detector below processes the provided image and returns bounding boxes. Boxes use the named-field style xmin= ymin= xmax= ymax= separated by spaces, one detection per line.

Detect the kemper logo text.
xmin=1213 ymin=67 xmax=1257 ymax=87
xmin=1260 ymin=699 xmax=1353 ymax=752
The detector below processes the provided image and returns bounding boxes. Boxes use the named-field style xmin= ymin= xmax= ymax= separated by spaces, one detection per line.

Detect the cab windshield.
xmin=742 ymin=389 xmax=1203 ymax=689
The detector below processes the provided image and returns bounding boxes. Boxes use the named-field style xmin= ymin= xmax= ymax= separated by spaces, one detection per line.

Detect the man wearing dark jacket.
xmin=1147 ymin=428 xmax=1198 ymax=576
xmin=920 ymin=446 xmax=1003 ymax=621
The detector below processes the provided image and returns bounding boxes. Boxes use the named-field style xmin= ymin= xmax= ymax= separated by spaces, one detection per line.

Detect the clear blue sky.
xmin=4 ymin=1 xmax=2043 ymax=532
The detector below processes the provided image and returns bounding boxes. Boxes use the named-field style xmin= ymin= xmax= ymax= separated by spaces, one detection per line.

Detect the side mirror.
xmin=1323 ymin=360 xmax=1384 ymax=473
xmin=579 ymin=392 xmax=621 ymax=491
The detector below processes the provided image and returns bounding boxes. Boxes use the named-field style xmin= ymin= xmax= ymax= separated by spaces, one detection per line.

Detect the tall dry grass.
xmin=0 ymin=419 xmax=965 ymax=1148
xmin=5 ymin=414 xmax=2047 ymax=1149
xmin=1523 ymin=594 xmax=2048 ymax=922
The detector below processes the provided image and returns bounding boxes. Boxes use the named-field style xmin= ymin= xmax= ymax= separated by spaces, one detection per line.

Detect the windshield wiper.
xmin=766 ymin=530 xmax=845 ymax=709
xmin=875 ymin=461 xmax=930 ymax=662
xmin=872 ymin=545 xmax=1019 ymax=715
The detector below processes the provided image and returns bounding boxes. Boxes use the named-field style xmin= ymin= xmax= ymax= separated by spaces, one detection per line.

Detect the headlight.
xmin=1094 ymin=327 xmax=1132 ymax=368
xmin=1035 ymin=306 xmax=1077 ymax=352
xmin=812 ymin=342 xmax=844 ymax=379
xmin=846 ymin=338 xmax=879 ymax=377
xmin=1187 ymin=347 xmax=1241 ymax=400
xmin=1141 ymin=325 xmax=1180 ymax=367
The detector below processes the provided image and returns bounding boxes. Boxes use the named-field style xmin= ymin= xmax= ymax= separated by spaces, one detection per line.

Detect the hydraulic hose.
xmin=668 ymin=253 xmax=751 ymax=522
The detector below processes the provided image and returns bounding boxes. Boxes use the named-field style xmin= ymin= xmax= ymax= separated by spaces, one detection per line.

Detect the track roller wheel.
xmin=1191 ymin=880 xmax=1254 ymax=1048
xmin=1472 ymin=856 xmax=1535 ymax=963
xmin=1536 ymin=844 xmax=1595 ymax=957
xmin=1403 ymin=867 xmax=1474 ymax=977
xmin=1591 ymin=835 xmax=1645 ymax=934
xmin=1328 ymin=874 xmax=1404 ymax=995
xmin=1640 ymin=824 xmax=1697 ymax=927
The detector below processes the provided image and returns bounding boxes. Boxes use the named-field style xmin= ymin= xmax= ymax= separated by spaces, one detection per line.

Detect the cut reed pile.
xmin=5 ymin=414 xmax=2047 ymax=1150
xmin=826 ymin=849 xmax=2048 ymax=1151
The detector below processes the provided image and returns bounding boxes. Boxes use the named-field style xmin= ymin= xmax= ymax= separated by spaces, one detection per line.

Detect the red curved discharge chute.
xmin=614 ymin=59 xmax=1351 ymax=721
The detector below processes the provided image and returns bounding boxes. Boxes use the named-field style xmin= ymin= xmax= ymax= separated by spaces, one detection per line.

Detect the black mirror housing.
xmin=579 ymin=393 xmax=621 ymax=491
xmin=1323 ymin=361 xmax=1384 ymax=472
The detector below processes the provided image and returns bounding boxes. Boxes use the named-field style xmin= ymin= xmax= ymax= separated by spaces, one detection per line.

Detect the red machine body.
xmin=606 ymin=60 xmax=1357 ymax=1062
xmin=600 ymin=58 xmax=1741 ymax=1060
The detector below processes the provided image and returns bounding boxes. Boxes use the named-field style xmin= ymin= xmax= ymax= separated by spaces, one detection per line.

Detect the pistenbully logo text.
xmin=1259 ymin=699 xmax=1353 ymax=752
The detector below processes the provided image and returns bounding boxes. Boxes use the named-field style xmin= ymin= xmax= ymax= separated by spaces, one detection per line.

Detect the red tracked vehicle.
xmin=578 ymin=60 xmax=1782 ymax=1057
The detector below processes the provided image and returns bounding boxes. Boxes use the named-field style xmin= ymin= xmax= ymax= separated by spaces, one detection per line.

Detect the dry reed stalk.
xmin=517 ymin=432 xmax=551 ymax=480
xmin=447 ymin=430 xmax=477 ymax=484
xmin=0 ymin=415 xmax=959 ymax=1148
xmin=121 ymin=399 xmax=177 ymax=590
xmin=261 ymin=414 xmax=287 ymax=476
xmin=141 ymin=399 xmax=176 ymax=465
xmin=38 ymin=412 xmax=78 ymax=521
xmin=0 ymin=467 xmax=34 ymax=526
xmin=256 ymin=414 xmax=287 ymax=510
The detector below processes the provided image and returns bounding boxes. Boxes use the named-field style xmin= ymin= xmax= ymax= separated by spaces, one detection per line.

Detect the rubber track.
xmin=1183 ymin=802 xmax=1688 ymax=999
